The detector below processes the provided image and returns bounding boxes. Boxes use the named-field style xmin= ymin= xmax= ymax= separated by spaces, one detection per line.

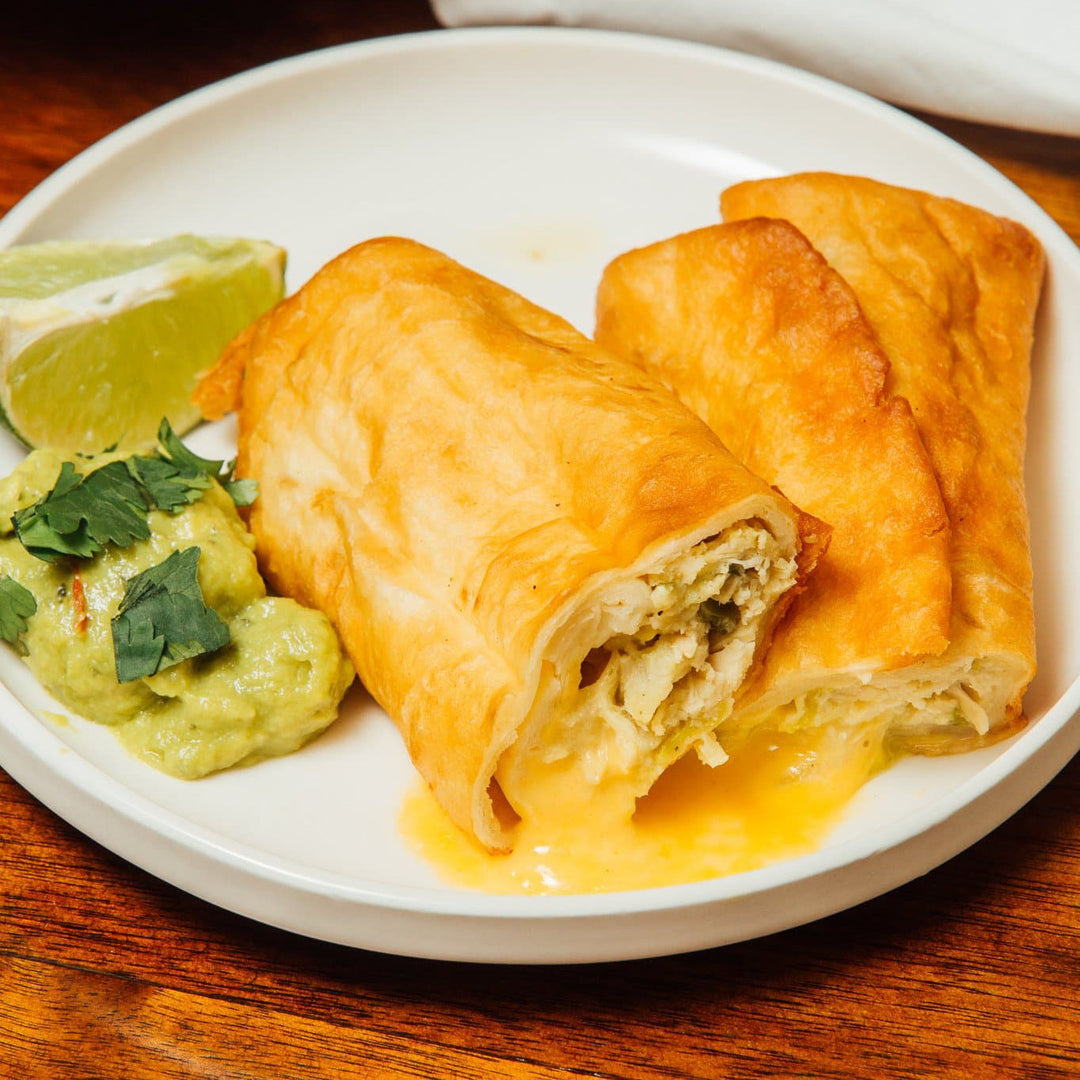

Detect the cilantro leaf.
xmin=223 ymin=478 xmax=259 ymax=507
xmin=127 ymin=454 xmax=212 ymax=514
xmin=69 ymin=461 xmax=150 ymax=546
xmin=157 ymin=418 xmax=257 ymax=509
xmin=13 ymin=460 xmax=150 ymax=563
xmin=111 ymin=546 xmax=230 ymax=683
xmin=158 ymin=418 xmax=229 ymax=477
xmin=0 ymin=576 xmax=36 ymax=655
xmin=113 ymin=615 xmax=165 ymax=681
xmin=11 ymin=418 xmax=258 ymax=568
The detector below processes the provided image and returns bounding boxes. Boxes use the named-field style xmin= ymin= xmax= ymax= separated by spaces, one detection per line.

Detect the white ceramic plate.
xmin=1 ymin=28 xmax=1078 ymax=965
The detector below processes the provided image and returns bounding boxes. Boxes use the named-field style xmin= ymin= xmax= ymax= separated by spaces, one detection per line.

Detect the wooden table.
xmin=2 ymin=3 xmax=1078 ymax=1076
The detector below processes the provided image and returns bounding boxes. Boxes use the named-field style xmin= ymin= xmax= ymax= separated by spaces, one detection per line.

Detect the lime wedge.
xmin=0 ymin=235 xmax=285 ymax=452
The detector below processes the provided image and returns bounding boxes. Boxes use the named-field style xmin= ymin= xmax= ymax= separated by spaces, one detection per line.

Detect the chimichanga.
xmin=596 ymin=219 xmax=955 ymax=751
xmin=721 ymin=175 xmax=1043 ymax=748
xmin=194 ymin=237 xmax=825 ymax=852
xmin=596 ymin=177 xmax=1042 ymax=756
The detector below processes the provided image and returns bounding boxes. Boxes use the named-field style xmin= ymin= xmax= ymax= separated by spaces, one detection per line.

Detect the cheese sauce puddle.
xmin=401 ymin=725 xmax=887 ymax=894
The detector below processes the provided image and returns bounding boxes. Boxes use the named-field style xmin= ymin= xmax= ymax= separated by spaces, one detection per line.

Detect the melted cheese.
xmin=401 ymin=723 xmax=887 ymax=895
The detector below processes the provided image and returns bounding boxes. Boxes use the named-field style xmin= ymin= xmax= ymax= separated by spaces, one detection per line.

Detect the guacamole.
xmin=0 ymin=449 xmax=354 ymax=777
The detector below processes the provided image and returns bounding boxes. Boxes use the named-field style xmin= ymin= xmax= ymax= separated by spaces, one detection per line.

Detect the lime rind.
xmin=0 ymin=235 xmax=282 ymax=300
xmin=0 ymin=236 xmax=285 ymax=453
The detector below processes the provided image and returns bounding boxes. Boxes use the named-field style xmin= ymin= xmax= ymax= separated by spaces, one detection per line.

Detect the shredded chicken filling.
xmin=496 ymin=524 xmax=798 ymax=813
xmin=734 ymin=655 xmax=1017 ymax=759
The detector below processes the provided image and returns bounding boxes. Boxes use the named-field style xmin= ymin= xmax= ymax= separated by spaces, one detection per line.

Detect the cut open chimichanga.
xmin=194 ymin=237 xmax=825 ymax=851
xmin=596 ymin=176 xmax=1043 ymax=759
xmin=723 ymin=175 xmax=1043 ymax=749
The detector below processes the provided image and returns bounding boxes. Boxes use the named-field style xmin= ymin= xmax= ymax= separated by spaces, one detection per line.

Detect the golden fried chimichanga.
xmin=721 ymin=174 xmax=1043 ymax=747
xmin=194 ymin=237 xmax=825 ymax=852
xmin=596 ymin=219 xmax=957 ymax=751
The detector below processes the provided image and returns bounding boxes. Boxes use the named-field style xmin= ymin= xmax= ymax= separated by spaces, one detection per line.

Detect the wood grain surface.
xmin=2 ymin=3 xmax=1079 ymax=1077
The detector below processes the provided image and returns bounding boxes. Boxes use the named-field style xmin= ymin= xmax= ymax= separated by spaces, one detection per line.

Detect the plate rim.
xmin=1 ymin=25 xmax=1078 ymax=953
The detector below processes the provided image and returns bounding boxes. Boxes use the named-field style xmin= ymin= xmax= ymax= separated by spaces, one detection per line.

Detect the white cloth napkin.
xmin=432 ymin=0 xmax=1080 ymax=136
